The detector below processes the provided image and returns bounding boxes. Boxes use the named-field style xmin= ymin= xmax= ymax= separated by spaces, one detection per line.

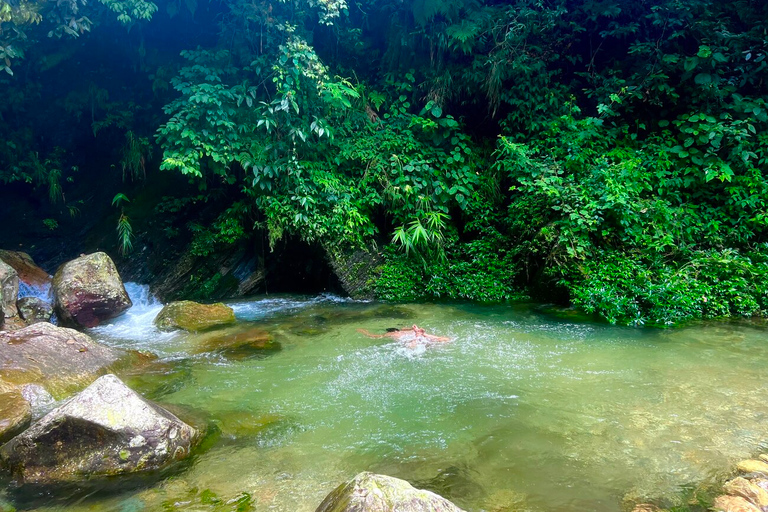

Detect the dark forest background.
xmin=2 ymin=0 xmax=768 ymax=325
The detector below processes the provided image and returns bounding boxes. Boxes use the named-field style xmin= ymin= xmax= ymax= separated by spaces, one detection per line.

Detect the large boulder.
xmin=154 ymin=301 xmax=236 ymax=332
xmin=17 ymin=296 xmax=53 ymax=325
xmin=0 ymin=322 xmax=122 ymax=396
xmin=0 ymin=250 xmax=51 ymax=290
xmin=0 ymin=260 xmax=19 ymax=321
xmin=52 ymin=252 xmax=132 ymax=328
xmin=0 ymin=374 xmax=200 ymax=485
xmin=0 ymin=380 xmax=31 ymax=444
xmin=315 ymin=472 xmax=466 ymax=512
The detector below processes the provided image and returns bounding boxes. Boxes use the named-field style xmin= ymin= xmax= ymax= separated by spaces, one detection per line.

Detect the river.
xmin=7 ymin=283 xmax=768 ymax=511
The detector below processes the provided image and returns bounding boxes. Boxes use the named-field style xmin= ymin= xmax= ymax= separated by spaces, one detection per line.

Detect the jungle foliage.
xmin=1 ymin=0 xmax=768 ymax=325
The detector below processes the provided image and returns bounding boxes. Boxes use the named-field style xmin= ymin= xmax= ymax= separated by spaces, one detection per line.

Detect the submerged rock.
xmin=0 ymin=380 xmax=31 ymax=443
xmin=0 ymin=250 xmax=51 ymax=289
xmin=723 ymin=477 xmax=768 ymax=508
xmin=17 ymin=297 xmax=53 ymax=325
xmin=712 ymin=495 xmax=761 ymax=512
xmin=0 ymin=260 xmax=19 ymax=321
xmin=0 ymin=322 xmax=122 ymax=396
xmin=154 ymin=301 xmax=235 ymax=332
xmin=52 ymin=252 xmax=132 ymax=328
xmin=0 ymin=374 xmax=200 ymax=485
xmin=315 ymin=472 xmax=466 ymax=512
xmin=194 ymin=326 xmax=279 ymax=359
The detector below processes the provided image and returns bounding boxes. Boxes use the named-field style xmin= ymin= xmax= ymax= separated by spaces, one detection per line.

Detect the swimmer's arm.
xmin=424 ymin=334 xmax=451 ymax=342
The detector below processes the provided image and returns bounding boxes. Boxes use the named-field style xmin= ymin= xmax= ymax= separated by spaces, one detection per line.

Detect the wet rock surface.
xmin=0 ymin=250 xmax=51 ymax=289
xmin=0 ymin=374 xmax=200 ymax=485
xmin=0 ymin=322 xmax=122 ymax=396
xmin=712 ymin=495 xmax=761 ymax=512
xmin=0 ymin=380 xmax=31 ymax=443
xmin=194 ymin=326 xmax=279 ymax=359
xmin=0 ymin=260 xmax=19 ymax=322
xmin=17 ymin=297 xmax=53 ymax=325
xmin=20 ymin=383 xmax=56 ymax=420
xmin=154 ymin=300 xmax=236 ymax=332
xmin=315 ymin=472 xmax=466 ymax=512
xmin=52 ymin=252 xmax=132 ymax=328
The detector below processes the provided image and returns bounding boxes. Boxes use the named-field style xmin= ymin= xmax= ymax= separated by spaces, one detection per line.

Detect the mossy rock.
xmin=193 ymin=326 xmax=279 ymax=359
xmin=0 ymin=380 xmax=31 ymax=444
xmin=0 ymin=374 xmax=200 ymax=485
xmin=154 ymin=301 xmax=236 ymax=332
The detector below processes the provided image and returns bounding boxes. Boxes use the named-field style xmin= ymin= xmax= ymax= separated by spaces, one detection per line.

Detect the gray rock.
xmin=316 ymin=472 xmax=466 ymax=512
xmin=52 ymin=252 xmax=132 ymax=328
xmin=0 ymin=322 xmax=122 ymax=396
xmin=0 ymin=374 xmax=200 ymax=485
xmin=0 ymin=260 xmax=19 ymax=321
xmin=17 ymin=297 xmax=53 ymax=325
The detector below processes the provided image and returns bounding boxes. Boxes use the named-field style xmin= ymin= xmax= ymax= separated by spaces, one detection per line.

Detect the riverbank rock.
xmin=52 ymin=252 xmax=132 ymax=328
xmin=712 ymin=495 xmax=761 ymax=512
xmin=0 ymin=260 xmax=19 ymax=321
xmin=315 ymin=472 xmax=466 ymax=512
xmin=737 ymin=460 xmax=768 ymax=477
xmin=723 ymin=477 xmax=768 ymax=508
xmin=0 ymin=322 xmax=122 ymax=397
xmin=327 ymin=247 xmax=381 ymax=300
xmin=17 ymin=297 xmax=53 ymax=325
xmin=0 ymin=374 xmax=200 ymax=485
xmin=0 ymin=380 xmax=31 ymax=443
xmin=0 ymin=250 xmax=51 ymax=289
xmin=154 ymin=301 xmax=235 ymax=332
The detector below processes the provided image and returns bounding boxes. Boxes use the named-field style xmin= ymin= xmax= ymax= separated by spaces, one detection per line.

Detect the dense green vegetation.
xmin=1 ymin=0 xmax=767 ymax=325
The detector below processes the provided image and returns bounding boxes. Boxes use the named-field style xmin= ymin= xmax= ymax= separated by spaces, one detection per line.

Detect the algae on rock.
xmin=0 ymin=374 xmax=200 ymax=485
xmin=154 ymin=300 xmax=236 ymax=332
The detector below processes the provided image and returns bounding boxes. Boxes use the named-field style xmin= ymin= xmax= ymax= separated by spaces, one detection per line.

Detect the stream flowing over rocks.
xmin=0 ymin=374 xmax=200 ymax=485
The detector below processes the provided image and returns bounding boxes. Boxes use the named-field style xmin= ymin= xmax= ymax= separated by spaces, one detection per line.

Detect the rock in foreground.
xmin=52 ymin=252 xmax=132 ymax=328
xmin=0 ymin=322 xmax=122 ymax=396
xmin=316 ymin=472 xmax=466 ymax=512
xmin=154 ymin=300 xmax=235 ymax=332
xmin=0 ymin=374 xmax=200 ymax=485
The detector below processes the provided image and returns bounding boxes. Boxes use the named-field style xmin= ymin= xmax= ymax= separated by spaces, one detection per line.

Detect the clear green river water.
xmin=7 ymin=284 xmax=768 ymax=512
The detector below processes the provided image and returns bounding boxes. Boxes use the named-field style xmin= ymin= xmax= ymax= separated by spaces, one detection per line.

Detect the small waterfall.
xmin=89 ymin=282 xmax=173 ymax=350
xmin=18 ymin=281 xmax=52 ymax=301
xmin=123 ymin=281 xmax=161 ymax=308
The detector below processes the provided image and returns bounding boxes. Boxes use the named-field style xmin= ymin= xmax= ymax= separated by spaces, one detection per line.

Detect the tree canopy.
xmin=2 ymin=0 xmax=768 ymax=325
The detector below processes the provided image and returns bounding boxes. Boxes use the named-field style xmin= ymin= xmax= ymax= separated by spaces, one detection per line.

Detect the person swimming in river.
xmin=357 ymin=324 xmax=451 ymax=347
